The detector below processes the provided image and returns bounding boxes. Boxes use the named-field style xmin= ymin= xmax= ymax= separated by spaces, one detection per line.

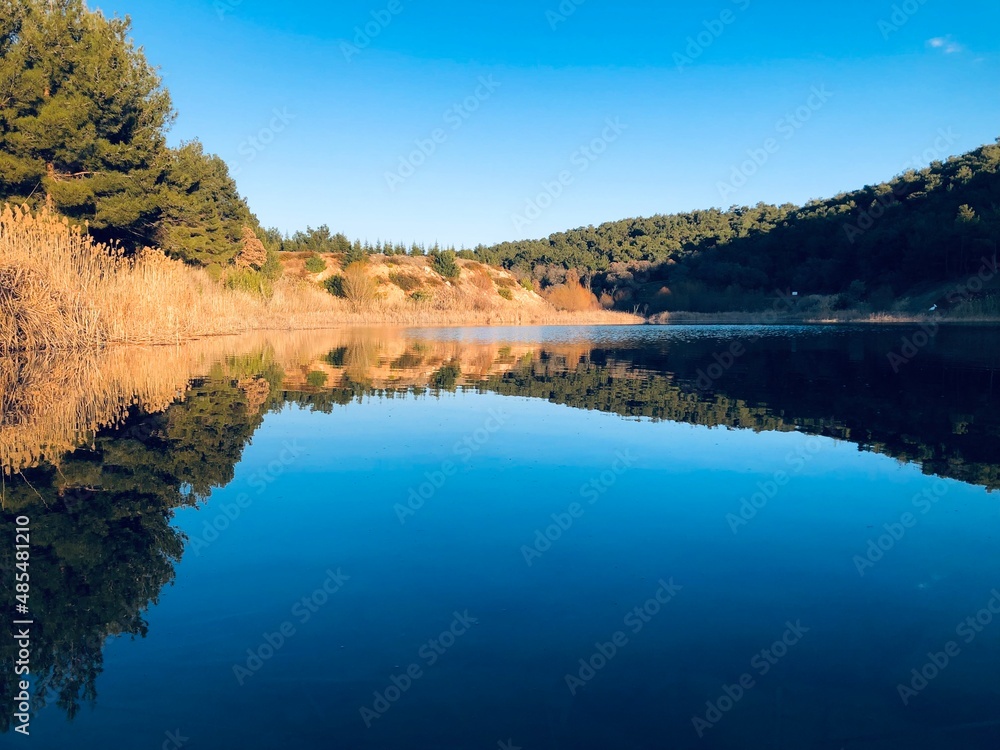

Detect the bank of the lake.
xmin=650 ymin=311 xmax=1000 ymax=325
xmin=0 ymin=206 xmax=640 ymax=354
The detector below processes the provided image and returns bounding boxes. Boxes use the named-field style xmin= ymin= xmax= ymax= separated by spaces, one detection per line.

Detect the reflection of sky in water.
xmin=33 ymin=389 xmax=1000 ymax=749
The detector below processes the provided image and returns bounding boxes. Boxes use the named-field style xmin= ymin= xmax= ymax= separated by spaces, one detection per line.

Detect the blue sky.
xmin=107 ymin=0 xmax=999 ymax=248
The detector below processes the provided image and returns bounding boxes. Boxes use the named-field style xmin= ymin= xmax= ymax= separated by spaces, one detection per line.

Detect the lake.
xmin=2 ymin=325 xmax=999 ymax=749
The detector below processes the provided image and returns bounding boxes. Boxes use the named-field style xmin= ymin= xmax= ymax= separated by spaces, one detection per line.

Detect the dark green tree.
xmin=431 ymin=248 xmax=461 ymax=279
xmin=0 ymin=0 xmax=174 ymax=248
xmin=157 ymin=141 xmax=254 ymax=267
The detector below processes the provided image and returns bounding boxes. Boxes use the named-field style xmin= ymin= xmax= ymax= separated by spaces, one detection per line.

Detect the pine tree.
xmin=157 ymin=141 xmax=253 ymax=267
xmin=956 ymin=204 xmax=979 ymax=226
xmin=345 ymin=240 xmax=367 ymax=265
xmin=0 ymin=0 xmax=174 ymax=248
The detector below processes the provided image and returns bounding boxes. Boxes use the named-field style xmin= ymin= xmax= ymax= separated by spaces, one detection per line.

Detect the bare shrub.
xmin=343 ymin=261 xmax=381 ymax=312
xmin=544 ymin=273 xmax=601 ymax=312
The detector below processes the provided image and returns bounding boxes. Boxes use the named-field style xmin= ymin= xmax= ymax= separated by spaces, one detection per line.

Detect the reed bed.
xmin=0 ymin=205 xmax=640 ymax=354
xmin=0 ymin=204 xmax=286 ymax=351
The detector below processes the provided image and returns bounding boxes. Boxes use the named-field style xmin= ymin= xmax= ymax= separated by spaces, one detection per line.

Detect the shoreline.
xmin=0 ymin=311 xmax=646 ymax=354
xmin=7 ymin=313 xmax=1000 ymax=355
xmin=647 ymin=312 xmax=1000 ymax=326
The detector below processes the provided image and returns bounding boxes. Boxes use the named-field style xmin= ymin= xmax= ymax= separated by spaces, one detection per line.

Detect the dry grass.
xmin=469 ymin=264 xmax=495 ymax=292
xmin=0 ymin=204 xmax=290 ymax=351
xmin=0 ymin=205 xmax=642 ymax=355
xmin=302 ymin=255 xmax=641 ymax=326
xmin=315 ymin=279 xmax=639 ymax=326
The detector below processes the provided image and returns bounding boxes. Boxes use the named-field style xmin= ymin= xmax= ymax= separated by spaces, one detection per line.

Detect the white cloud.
xmin=927 ymin=36 xmax=965 ymax=54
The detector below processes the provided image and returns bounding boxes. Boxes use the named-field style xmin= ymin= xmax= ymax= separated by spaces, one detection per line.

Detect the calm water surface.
xmin=2 ymin=325 xmax=999 ymax=749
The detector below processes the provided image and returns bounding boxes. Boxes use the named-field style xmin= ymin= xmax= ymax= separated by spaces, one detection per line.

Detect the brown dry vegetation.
xmin=0 ymin=204 xmax=315 ymax=350
xmin=236 ymin=226 xmax=268 ymax=270
xmin=279 ymin=252 xmax=642 ymax=327
xmin=544 ymin=273 xmax=602 ymax=312
xmin=0 ymin=205 xmax=641 ymax=353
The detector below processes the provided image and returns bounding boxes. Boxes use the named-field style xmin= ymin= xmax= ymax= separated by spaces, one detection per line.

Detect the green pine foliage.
xmin=430 ymin=249 xmax=461 ymax=279
xmin=0 ymin=0 xmax=274 ymax=275
xmin=158 ymin=142 xmax=255 ymax=266
xmin=304 ymin=255 xmax=328 ymax=274
xmin=324 ymin=275 xmax=346 ymax=298
xmin=280 ymin=225 xmax=351 ymax=254
xmin=344 ymin=241 xmax=368 ymax=266
xmin=0 ymin=0 xmax=173 ymax=248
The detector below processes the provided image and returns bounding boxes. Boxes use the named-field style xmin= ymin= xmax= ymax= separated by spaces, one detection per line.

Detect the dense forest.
xmin=469 ymin=142 xmax=1000 ymax=313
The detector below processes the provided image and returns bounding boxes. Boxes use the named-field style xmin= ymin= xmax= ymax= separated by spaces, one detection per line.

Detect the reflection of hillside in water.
xmin=0 ymin=330 xmax=582 ymax=474
xmin=4 ymin=328 xmax=1000 ymax=490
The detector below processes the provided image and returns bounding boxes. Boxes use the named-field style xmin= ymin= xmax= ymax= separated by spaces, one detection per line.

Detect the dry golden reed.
xmin=0 ymin=204 xmax=291 ymax=351
xmin=0 ymin=204 xmax=641 ymax=355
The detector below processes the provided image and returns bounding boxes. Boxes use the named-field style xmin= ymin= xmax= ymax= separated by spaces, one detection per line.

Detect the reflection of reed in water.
xmin=0 ymin=349 xmax=194 ymax=474
xmin=0 ymin=333 xmax=298 ymax=474
xmin=0 ymin=332 xmax=321 ymax=473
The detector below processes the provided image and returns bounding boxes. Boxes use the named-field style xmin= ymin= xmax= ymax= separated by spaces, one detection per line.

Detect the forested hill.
xmin=473 ymin=140 xmax=1000 ymax=314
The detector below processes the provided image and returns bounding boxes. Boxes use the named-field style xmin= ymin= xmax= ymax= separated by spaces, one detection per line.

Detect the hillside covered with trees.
xmin=471 ymin=141 xmax=1000 ymax=315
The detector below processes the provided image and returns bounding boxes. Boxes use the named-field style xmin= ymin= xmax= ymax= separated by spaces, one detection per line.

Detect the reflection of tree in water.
xmin=0 ymin=370 xmax=272 ymax=731
xmin=483 ymin=330 xmax=1000 ymax=490
xmin=0 ymin=466 xmax=183 ymax=728
xmin=294 ymin=330 xmax=1000 ymax=491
